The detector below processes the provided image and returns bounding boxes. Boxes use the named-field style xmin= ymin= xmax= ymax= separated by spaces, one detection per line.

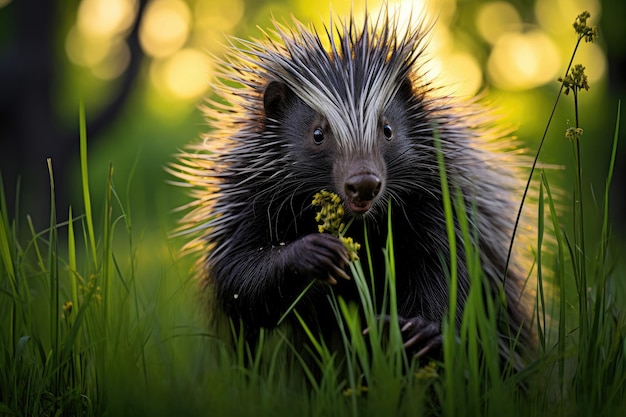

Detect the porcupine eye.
xmin=383 ymin=123 xmax=393 ymax=140
xmin=313 ymin=127 xmax=325 ymax=144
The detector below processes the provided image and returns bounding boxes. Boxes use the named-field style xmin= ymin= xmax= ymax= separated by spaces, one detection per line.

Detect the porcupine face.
xmin=264 ymin=81 xmax=411 ymax=219
xmin=246 ymin=13 xmax=431 ymax=219
xmin=327 ymin=80 xmax=418 ymax=216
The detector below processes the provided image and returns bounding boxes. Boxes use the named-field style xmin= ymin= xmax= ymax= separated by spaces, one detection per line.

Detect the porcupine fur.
xmin=171 ymin=8 xmax=536 ymax=372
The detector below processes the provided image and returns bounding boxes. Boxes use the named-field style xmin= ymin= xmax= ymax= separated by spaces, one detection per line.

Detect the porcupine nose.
xmin=345 ymin=173 xmax=381 ymax=211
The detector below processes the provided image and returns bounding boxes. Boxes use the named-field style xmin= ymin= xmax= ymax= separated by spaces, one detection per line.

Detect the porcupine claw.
xmin=400 ymin=317 xmax=442 ymax=358
xmin=363 ymin=315 xmax=442 ymax=359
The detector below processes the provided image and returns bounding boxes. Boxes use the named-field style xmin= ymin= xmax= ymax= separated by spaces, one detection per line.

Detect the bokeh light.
xmin=77 ymin=0 xmax=137 ymax=38
xmin=150 ymin=48 xmax=210 ymax=100
xmin=576 ymin=43 xmax=606 ymax=84
xmin=487 ymin=30 xmax=561 ymax=90
xmin=139 ymin=0 xmax=191 ymax=59
xmin=91 ymin=40 xmax=131 ymax=80
xmin=194 ymin=0 xmax=245 ymax=32
xmin=476 ymin=2 xmax=522 ymax=44
xmin=193 ymin=0 xmax=245 ymax=53
xmin=430 ymin=52 xmax=483 ymax=97
xmin=65 ymin=0 xmax=137 ymax=80
xmin=65 ymin=25 xmax=112 ymax=68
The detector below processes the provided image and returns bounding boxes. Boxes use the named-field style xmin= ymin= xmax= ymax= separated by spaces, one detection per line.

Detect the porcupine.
xmin=171 ymin=9 xmax=536 ymax=371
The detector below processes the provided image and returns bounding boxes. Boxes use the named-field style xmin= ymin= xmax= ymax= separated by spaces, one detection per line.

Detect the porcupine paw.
xmin=371 ymin=315 xmax=442 ymax=359
xmin=398 ymin=315 xmax=442 ymax=358
xmin=289 ymin=233 xmax=350 ymax=285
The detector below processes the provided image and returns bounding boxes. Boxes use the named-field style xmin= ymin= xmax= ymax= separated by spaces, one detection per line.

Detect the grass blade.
xmin=79 ymin=101 xmax=98 ymax=270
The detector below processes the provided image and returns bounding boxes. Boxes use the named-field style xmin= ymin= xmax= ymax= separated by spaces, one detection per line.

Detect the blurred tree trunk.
xmin=0 ymin=0 xmax=59 ymax=227
xmin=0 ymin=0 xmax=146 ymax=229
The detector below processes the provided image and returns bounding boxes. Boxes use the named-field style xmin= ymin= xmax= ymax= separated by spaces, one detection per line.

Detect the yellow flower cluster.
xmin=414 ymin=361 xmax=438 ymax=380
xmin=565 ymin=125 xmax=584 ymax=141
xmin=312 ymin=190 xmax=361 ymax=261
xmin=62 ymin=301 xmax=73 ymax=320
xmin=573 ymin=11 xmax=598 ymax=43
xmin=79 ymin=274 xmax=102 ymax=303
xmin=340 ymin=237 xmax=361 ymax=262
xmin=312 ymin=190 xmax=344 ymax=234
xmin=559 ymin=64 xmax=590 ymax=96
xmin=342 ymin=383 xmax=368 ymax=397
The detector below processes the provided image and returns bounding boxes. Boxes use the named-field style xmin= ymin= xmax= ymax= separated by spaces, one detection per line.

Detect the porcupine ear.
xmin=263 ymin=81 xmax=293 ymax=119
xmin=397 ymin=76 xmax=415 ymax=101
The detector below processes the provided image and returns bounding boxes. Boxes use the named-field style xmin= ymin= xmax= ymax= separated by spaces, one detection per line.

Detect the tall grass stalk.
xmin=504 ymin=12 xmax=599 ymax=284
xmin=79 ymin=102 xmax=97 ymax=271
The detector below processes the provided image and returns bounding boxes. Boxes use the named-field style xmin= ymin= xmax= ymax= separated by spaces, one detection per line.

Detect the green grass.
xmin=1 ymin=11 xmax=625 ymax=417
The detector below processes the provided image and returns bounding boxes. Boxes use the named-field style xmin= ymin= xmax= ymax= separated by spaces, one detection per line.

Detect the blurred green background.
xmin=0 ymin=0 xmax=624 ymax=245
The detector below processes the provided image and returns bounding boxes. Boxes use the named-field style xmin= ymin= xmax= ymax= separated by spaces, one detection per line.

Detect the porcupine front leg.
xmin=214 ymin=233 xmax=351 ymax=333
xmin=284 ymin=233 xmax=351 ymax=285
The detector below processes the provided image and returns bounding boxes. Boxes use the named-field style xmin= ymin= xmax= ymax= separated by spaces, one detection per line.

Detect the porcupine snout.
xmin=344 ymin=173 xmax=381 ymax=214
